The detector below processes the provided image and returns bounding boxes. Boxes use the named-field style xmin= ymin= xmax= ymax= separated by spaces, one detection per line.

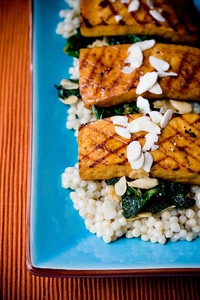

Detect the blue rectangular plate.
xmin=27 ymin=0 xmax=200 ymax=276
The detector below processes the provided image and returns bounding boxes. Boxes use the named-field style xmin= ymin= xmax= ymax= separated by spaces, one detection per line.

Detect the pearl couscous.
xmin=57 ymin=0 xmax=200 ymax=244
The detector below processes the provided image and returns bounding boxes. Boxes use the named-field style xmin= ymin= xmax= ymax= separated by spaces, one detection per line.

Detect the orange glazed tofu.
xmin=80 ymin=0 xmax=199 ymax=45
xmin=78 ymin=114 xmax=200 ymax=185
xmin=79 ymin=43 xmax=200 ymax=108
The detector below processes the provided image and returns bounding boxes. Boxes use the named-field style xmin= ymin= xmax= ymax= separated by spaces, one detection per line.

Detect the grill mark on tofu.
xmin=93 ymin=46 xmax=124 ymax=96
xmin=151 ymin=114 xmax=200 ymax=175
xmin=80 ymin=47 xmax=107 ymax=95
xmin=79 ymin=115 xmax=145 ymax=168
xmin=78 ymin=114 xmax=200 ymax=184
xmin=79 ymin=44 xmax=200 ymax=108
xmin=161 ymin=10 xmax=177 ymax=32
xmin=80 ymin=0 xmax=199 ymax=44
xmin=172 ymin=2 xmax=194 ymax=35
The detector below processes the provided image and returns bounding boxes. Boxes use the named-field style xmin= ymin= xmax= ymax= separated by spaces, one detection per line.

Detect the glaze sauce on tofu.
xmin=78 ymin=113 xmax=200 ymax=185
xmin=80 ymin=0 xmax=199 ymax=45
xmin=79 ymin=43 xmax=200 ymax=108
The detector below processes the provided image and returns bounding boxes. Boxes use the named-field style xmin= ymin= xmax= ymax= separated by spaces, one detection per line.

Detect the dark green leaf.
xmin=55 ymin=81 xmax=81 ymax=100
xmin=107 ymin=34 xmax=169 ymax=45
xmin=122 ymin=186 xmax=148 ymax=219
xmin=92 ymin=103 xmax=139 ymax=120
xmin=105 ymin=178 xmax=120 ymax=186
xmin=107 ymin=177 xmax=196 ymax=219
xmin=172 ymin=195 xmax=195 ymax=209
xmin=63 ymin=29 xmax=171 ymax=59
xmin=63 ymin=29 xmax=96 ymax=58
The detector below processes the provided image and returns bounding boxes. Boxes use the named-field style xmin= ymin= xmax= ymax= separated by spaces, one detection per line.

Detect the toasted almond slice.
xmin=149 ymin=56 xmax=170 ymax=72
xmin=153 ymin=100 xmax=163 ymax=109
xmin=59 ymin=95 xmax=78 ymax=105
xmin=142 ymin=152 xmax=153 ymax=172
xmin=136 ymin=96 xmax=150 ymax=114
xmin=142 ymin=133 xmax=158 ymax=151
xmin=136 ymin=72 xmax=158 ymax=95
xmin=125 ymin=46 xmax=143 ymax=68
xmin=146 ymin=0 xmax=154 ymax=9
xmin=160 ymin=109 xmax=173 ymax=128
xmin=130 ymin=153 xmax=145 ymax=170
xmin=131 ymin=212 xmax=152 ymax=220
xmin=129 ymin=39 xmax=155 ymax=51
xmin=148 ymin=82 xmax=162 ymax=94
xmin=115 ymin=15 xmax=123 ymax=22
xmin=111 ymin=116 xmax=128 ymax=127
xmin=149 ymin=111 xmax=162 ymax=124
xmin=128 ymin=178 xmax=159 ymax=189
xmin=127 ymin=141 xmax=142 ymax=162
xmin=88 ymin=38 xmax=109 ymax=48
xmin=128 ymin=118 xmax=161 ymax=134
xmin=151 ymin=144 xmax=159 ymax=151
xmin=121 ymin=66 xmax=136 ymax=74
xmin=128 ymin=0 xmax=140 ymax=12
xmin=169 ymin=100 xmax=192 ymax=114
xmin=114 ymin=176 xmax=127 ymax=196
xmin=115 ymin=126 xmax=131 ymax=139
xmin=157 ymin=71 xmax=178 ymax=77
xmin=60 ymin=79 xmax=79 ymax=90
xmin=162 ymin=100 xmax=177 ymax=113
xmin=128 ymin=168 xmax=149 ymax=179
xmin=149 ymin=10 xmax=165 ymax=22
xmin=103 ymin=200 xmax=117 ymax=220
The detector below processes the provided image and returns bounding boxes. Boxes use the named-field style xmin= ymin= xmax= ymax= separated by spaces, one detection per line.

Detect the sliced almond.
xmin=136 ymin=71 xmax=158 ymax=95
xmin=88 ymin=38 xmax=109 ymax=48
xmin=153 ymin=100 xmax=163 ymax=109
xmin=142 ymin=152 xmax=153 ymax=172
xmin=157 ymin=71 xmax=178 ymax=77
xmin=148 ymin=82 xmax=162 ymax=94
xmin=128 ymin=117 xmax=161 ymax=134
xmin=149 ymin=10 xmax=165 ymax=22
xmin=115 ymin=126 xmax=131 ymax=139
xmin=151 ymin=144 xmax=159 ymax=151
xmin=128 ymin=168 xmax=149 ymax=179
xmin=136 ymin=96 xmax=150 ymax=114
xmin=115 ymin=15 xmax=123 ymax=22
xmin=127 ymin=141 xmax=142 ymax=162
xmin=128 ymin=178 xmax=159 ymax=189
xmin=59 ymin=95 xmax=78 ymax=105
xmin=125 ymin=46 xmax=143 ymax=69
xmin=103 ymin=200 xmax=117 ymax=220
xmin=130 ymin=39 xmax=155 ymax=51
xmin=169 ymin=100 xmax=192 ymax=114
xmin=130 ymin=153 xmax=145 ymax=170
xmin=114 ymin=176 xmax=127 ymax=196
xmin=131 ymin=212 xmax=152 ymax=220
xmin=149 ymin=111 xmax=162 ymax=124
xmin=128 ymin=0 xmax=140 ymax=12
xmin=162 ymin=100 xmax=177 ymax=113
xmin=160 ymin=109 xmax=173 ymax=128
xmin=149 ymin=56 xmax=169 ymax=72
xmin=121 ymin=66 xmax=136 ymax=74
xmin=142 ymin=133 xmax=158 ymax=151
xmin=111 ymin=116 xmax=128 ymax=127
xmin=60 ymin=79 xmax=79 ymax=90
xmin=146 ymin=0 xmax=154 ymax=9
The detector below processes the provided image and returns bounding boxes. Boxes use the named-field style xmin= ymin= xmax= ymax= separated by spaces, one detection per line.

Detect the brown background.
xmin=0 ymin=0 xmax=200 ymax=299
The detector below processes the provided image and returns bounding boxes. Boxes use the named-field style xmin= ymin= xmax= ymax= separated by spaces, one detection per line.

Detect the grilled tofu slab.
xmin=79 ymin=43 xmax=200 ymax=108
xmin=78 ymin=113 xmax=200 ymax=185
xmin=80 ymin=0 xmax=199 ymax=45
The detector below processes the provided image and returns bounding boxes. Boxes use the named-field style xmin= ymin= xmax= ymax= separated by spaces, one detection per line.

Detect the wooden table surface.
xmin=0 ymin=0 xmax=200 ymax=299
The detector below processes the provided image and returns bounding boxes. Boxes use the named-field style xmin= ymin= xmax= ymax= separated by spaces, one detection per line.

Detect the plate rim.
xmin=26 ymin=0 xmax=200 ymax=277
